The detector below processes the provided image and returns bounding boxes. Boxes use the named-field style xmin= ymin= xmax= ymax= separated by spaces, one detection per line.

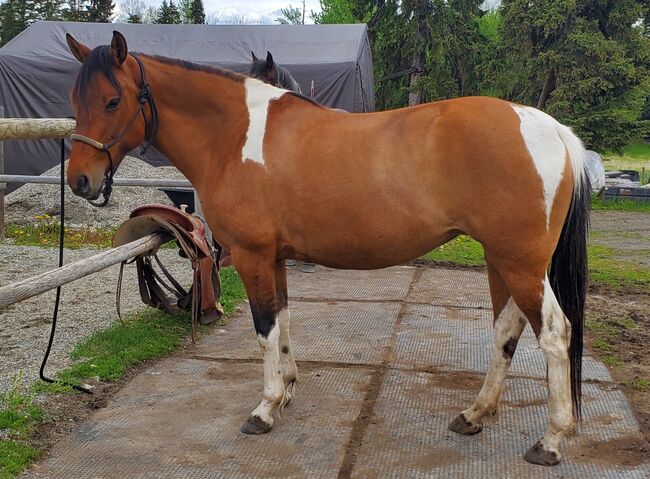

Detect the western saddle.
xmin=113 ymin=204 xmax=223 ymax=340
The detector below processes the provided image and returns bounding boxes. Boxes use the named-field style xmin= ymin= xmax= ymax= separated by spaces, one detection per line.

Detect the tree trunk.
xmin=537 ymin=68 xmax=556 ymax=110
xmin=408 ymin=49 xmax=425 ymax=106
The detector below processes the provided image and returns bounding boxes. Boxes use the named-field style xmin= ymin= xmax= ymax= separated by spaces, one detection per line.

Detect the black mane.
xmin=74 ymin=48 xmax=245 ymax=99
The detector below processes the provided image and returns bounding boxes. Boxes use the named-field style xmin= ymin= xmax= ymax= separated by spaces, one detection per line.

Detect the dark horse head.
xmin=249 ymin=51 xmax=302 ymax=93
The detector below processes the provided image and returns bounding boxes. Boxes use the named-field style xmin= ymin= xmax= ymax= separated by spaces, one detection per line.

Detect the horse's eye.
xmin=106 ymin=98 xmax=121 ymax=111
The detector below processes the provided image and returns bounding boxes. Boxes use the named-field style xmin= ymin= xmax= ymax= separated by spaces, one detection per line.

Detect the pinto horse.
xmin=65 ymin=31 xmax=589 ymax=466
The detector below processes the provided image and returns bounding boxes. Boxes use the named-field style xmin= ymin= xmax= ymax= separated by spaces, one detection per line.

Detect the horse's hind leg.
xmin=449 ymin=262 xmax=526 ymax=434
xmin=521 ymin=275 xmax=575 ymax=466
xmin=275 ymin=261 xmax=297 ymax=404
xmin=497 ymin=266 xmax=575 ymax=465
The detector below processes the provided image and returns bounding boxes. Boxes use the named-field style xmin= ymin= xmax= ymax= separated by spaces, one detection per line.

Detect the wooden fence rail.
xmin=0 ymin=232 xmax=170 ymax=310
xmin=0 ymin=118 xmax=76 ymax=141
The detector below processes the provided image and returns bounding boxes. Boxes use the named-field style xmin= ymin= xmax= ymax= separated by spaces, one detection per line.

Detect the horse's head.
xmin=249 ymin=51 xmax=277 ymax=85
xmin=66 ymin=31 xmax=154 ymax=202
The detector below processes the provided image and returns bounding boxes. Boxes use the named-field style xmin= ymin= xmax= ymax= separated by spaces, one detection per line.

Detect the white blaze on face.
xmin=242 ymin=78 xmax=287 ymax=165
xmin=511 ymin=105 xmax=567 ymax=228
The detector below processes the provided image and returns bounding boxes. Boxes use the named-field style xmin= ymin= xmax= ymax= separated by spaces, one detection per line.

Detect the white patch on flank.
xmin=242 ymin=78 xmax=287 ymax=165
xmin=512 ymin=105 xmax=568 ymax=228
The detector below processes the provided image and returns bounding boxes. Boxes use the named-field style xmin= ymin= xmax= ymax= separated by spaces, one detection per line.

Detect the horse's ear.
xmin=66 ymin=34 xmax=91 ymax=63
xmin=110 ymin=30 xmax=128 ymax=67
xmin=251 ymin=51 xmax=259 ymax=62
xmin=266 ymin=51 xmax=274 ymax=68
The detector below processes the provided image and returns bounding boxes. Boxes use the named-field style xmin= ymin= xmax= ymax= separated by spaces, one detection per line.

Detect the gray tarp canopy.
xmin=0 ymin=21 xmax=374 ymax=189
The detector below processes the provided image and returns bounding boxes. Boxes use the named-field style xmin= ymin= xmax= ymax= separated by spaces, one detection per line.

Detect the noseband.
xmin=70 ymin=54 xmax=159 ymax=207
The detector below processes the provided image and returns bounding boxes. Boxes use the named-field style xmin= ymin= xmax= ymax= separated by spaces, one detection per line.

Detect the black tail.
xmin=549 ymin=172 xmax=590 ymax=420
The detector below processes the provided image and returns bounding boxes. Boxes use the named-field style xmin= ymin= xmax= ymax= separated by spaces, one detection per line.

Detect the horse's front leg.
xmin=275 ymin=261 xmax=297 ymax=404
xmin=233 ymin=249 xmax=287 ymax=434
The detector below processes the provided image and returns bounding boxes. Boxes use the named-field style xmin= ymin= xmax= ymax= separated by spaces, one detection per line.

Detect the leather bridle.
xmin=71 ymin=54 xmax=159 ymax=207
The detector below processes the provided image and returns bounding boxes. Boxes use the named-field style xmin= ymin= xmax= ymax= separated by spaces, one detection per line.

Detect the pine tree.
xmin=155 ymin=0 xmax=180 ymax=24
xmin=87 ymin=0 xmax=114 ymax=22
xmin=179 ymin=0 xmax=191 ymax=23
xmin=0 ymin=0 xmax=39 ymax=46
xmin=189 ymin=0 xmax=203 ymax=24
xmin=500 ymin=0 xmax=650 ymax=150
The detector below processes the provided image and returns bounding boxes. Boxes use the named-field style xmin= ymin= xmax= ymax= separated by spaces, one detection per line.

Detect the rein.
xmin=70 ymin=54 xmax=159 ymax=207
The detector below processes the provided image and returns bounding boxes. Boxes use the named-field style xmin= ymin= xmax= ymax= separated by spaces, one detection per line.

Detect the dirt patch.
xmin=585 ymin=286 xmax=650 ymax=442
xmin=567 ymin=434 xmax=649 ymax=467
xmin=502 ymin=397 xmax=546 ymax=409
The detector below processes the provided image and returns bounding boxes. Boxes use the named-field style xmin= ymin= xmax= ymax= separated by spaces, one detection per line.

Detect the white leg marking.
xmin=462 ymin=298 xmax=526 ymax=424
xmin=251 ymin=321 xmax=285 ymax=425
xmin=242 ymin=78 xmax=286 ymax=165
xmin=511 ymin=105 xmax=567 ymax=228
xmin=538 ymin=276 xmax=574 ymax=456
xmin=278 ymin=308 xmax=298 ymax=400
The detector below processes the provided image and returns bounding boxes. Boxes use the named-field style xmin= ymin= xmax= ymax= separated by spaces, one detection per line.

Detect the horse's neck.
xmin=142 ymin=57 xmax=247 ymax=187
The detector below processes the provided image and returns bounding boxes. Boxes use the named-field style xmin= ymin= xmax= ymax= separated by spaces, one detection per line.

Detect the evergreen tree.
xmin=311 ymin=0 xmax=355 ymax=24
xmin=155 ymin=0 xmax=180 ymax=24
xmin=0 ymin=0 xmax=38 ymax=46
xmin=500 ymin=0 xmax=650 ymax=150
xmin=87 ymin=0 xmax=114 ymax=22
xmin=179 ymin=0 xmax=191 ymax=23
xmin=62 ymin=0 xmax=87 ymax=21
xmin=189 ymin=0 xmax=203 ymax=24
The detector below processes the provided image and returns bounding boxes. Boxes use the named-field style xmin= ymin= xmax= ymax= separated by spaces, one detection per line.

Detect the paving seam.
xmin=291 ymin=296 xmax=491 ymax=311
xmin=336 ymin=267 xmax=425 ymax=479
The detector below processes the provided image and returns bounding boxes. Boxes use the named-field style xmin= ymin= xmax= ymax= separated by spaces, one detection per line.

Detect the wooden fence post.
xmin=0 ymin=105 xmax=5 ymax=241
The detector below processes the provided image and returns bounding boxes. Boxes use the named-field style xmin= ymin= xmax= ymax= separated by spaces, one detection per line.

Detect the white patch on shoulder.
xmin=242 ymin=78 xmax=287 ymax=165
xmin=512 ymin=105 xmax=566 ymax=228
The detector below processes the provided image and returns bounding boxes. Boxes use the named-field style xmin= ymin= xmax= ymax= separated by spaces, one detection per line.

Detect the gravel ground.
xmin=5 ymin=156 xmax=185 ymax=228
xmin=0 ymin=244 xmax=192 ymax=395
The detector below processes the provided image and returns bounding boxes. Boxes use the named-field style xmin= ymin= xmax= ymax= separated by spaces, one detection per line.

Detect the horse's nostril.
xmin=77 ymin=175 xmax=89 ymax=194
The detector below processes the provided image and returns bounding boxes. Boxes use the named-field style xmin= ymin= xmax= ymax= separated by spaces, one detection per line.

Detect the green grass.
xmin=0 ymin=375 xmax=44 ymax=479
xmin=421 ymin=236 xmax=485 ymax=266
xmin=0 ymin=441 xmax=39 ymax=479
xmin=629 ymin=378 xmax=650 ymax=391
xmin=591 ymin=198 xmax=650 ymax=213
xmin=588 ymin=245 xmax=650 ymax=293
xmin=421 ymin=236 xmax=649 ymax=294
xmin=5 ymin=217 xmax=115 ymax=249
xmin=35 ymin=267 xmax=246 ymax=392
xmin=602 ymin=141 xmax=650 ymax=183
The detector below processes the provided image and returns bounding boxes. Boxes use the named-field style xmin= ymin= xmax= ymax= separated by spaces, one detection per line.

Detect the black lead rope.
xmin=39 ymin=138 xmax=92 ymax=394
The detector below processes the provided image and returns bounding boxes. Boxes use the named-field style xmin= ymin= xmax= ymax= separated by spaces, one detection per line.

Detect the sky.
xmin=137 ymin=0 xmax=323 ymax=24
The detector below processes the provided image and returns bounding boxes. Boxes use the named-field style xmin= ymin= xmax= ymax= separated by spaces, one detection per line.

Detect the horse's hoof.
xmin=448 ymin=414 xmax=482 ymax=435
xmin=240 ymin=415 xmax=273 ymax=435
xmin=524 ymin=440 xmax=560 ymax=466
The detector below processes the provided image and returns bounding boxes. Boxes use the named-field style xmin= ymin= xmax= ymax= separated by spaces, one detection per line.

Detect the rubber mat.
xmin=351 ymin=369 xmax=649 ymax=478
xmin=194 ymin=300 xmax=401 ymax=365
xmin=392 ymin=303 xmax=612 ymax=382
xmin=406 ymin=268 xmax=491 ymax=309
xmin=287 ymin=266 xmax=415 ymax=302
xmin=26 ymin=359 xmax=372 ymax=479
xmin=23 ymin=266 xmax=648 ymax=478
